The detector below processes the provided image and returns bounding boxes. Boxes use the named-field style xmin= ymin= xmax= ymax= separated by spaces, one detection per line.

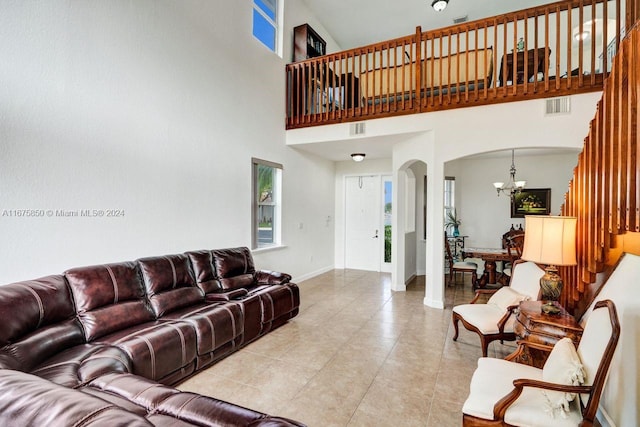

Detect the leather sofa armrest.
xmin=205 ymin=288 xmax=249 ymax=302
xmin=254 ymin=270 xmax=292 ymax=285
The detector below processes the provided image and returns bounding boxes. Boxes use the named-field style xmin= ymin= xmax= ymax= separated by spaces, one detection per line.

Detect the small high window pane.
xmin=253 ymin=0 xmax=278 ymax=53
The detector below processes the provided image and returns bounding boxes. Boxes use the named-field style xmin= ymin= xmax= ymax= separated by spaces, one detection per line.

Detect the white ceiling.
xmin=300 ymin=0 xmax=556 ymax=50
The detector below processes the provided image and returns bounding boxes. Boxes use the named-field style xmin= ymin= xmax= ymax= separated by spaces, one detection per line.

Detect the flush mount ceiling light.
xmin=432 ymin=0 xmax=449 ymax=12
xmin=351 ymin=153 xmax=366 ymax=162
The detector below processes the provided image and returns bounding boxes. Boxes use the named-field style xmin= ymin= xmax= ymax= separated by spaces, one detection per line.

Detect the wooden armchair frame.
xmin=462 ymin=300 xmax=620 ymax=427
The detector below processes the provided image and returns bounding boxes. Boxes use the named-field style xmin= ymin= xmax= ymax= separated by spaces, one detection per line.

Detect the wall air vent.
xmin=350 ymin=122 xmax=366 ymax=136
xmin=453 ymin=15 xmax=468 ymax=24
xmin=545 ymin=97 xmax=571 ymax=115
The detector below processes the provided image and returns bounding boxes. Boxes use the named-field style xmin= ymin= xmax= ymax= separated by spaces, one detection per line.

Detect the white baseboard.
xmin=423 ymin=297 xmax=444 ymax=309
xmin=405 ymin=273 xmax=417 ymax=284
xmin=292 ymin=265 xmax=334 ymax=283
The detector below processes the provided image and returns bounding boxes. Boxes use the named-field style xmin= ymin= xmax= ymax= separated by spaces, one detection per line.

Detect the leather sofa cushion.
xmin=161 ymin=302 xmax=243 ymax=356
xmin=0 ymin=369 xmax=153 ymax=427
xmin=31 ymin=343 xmax=132 ymax=387
xmin=250 ymin=283 xmax=301 ymax=332
xmin=211 ymin=247 xmax=257 ymax=291
xmin=66 ymin=262 xmax=155 ymax=341
xmin=86 ymin=373 xmax=305 ymax=427
xmin=186 ymin=249 xmax=222 ymax=294
xmin=96 ymin=320 xmax=197 ymax=382
xmin=138 ymin=255 xmax=204 ymax=316
xmin=0 ymin=275 xmax=84 ymax=370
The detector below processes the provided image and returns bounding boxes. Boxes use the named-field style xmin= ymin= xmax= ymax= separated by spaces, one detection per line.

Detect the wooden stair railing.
xmin=560 ymin=19 xmax=640 ymax=317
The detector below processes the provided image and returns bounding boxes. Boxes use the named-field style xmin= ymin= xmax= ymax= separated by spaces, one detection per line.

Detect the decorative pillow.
xmin=487 ymin=286 xmax=528 ymax=311
xmin=542 ymin=337 xmax=586 ymax=418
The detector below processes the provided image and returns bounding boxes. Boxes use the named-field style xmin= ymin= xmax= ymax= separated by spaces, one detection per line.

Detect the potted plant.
xmin=445 ymin=209 xmax=461 ymax=237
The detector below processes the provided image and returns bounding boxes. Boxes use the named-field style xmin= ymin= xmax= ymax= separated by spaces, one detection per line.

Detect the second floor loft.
xmin=286 ymin=0 xmax=631 ymax=129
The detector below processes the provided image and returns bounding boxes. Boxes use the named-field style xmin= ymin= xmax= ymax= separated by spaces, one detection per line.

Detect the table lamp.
xmin=520 ymin=215 xmax=577 ymax=313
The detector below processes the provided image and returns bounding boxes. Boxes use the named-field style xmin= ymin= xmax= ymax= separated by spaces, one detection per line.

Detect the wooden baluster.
xmin=590 ymin=0 xmax=596 ymax=84
xmin=629 ymin=29 xmax=640 ymax=232
xmin=617 ymin=40 xmax=629 ymax=233
xmin=534 ymin=13 xmax=539 ymax=92
xmin=609 ymin=50 xmax=621 ymax=234
xmin=578 ymin=0 xmax=584 ymax=87
xmin=603 ymin=0 xmax=608 ymax=76
xmin=594 ymin=101 xmax=604 ymax=263
xmin=523 ymin=13 xmax=529 ymax=94
xmin=545 ymin=9 xmax=550 ymax=92
xmin=492 ymin=19 xmax=497 ymax=97
xmin=482 ymin=23 xmax=488 ymax=100
xmin=512 ymin=18 xmax=517 ymax=95
xmin=415 ymin=27 xmax=422 ymax=111
xmin=556 ymin=5 xmax=561 ymax=90
xmin=464 ymin=28 xmax=469 ymax=103
xmin=567 ymin=3 xmax=572 ymax=90
xmin=430 ymin=35 xmax=435 ymax=107
xmin=439 ymin=34 xmax=444 ymax=105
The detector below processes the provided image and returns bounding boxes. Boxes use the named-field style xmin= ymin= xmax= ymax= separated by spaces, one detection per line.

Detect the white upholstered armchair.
xmin=452 ymin=260 xmax=544 ymax=356
xmin=462 ymin=299 xmax=620 ymax=427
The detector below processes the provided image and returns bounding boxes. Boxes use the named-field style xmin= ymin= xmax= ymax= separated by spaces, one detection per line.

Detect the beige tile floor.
xmin=178 ymin=270 xmax=516 ymax=426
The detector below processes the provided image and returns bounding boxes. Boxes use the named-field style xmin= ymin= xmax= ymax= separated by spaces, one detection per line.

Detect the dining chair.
xmin=445 ymin=236 xmax=477 ymax=286
xmin=503 ymin=233 xmax=525 ymax=277
xmin=461 ymin=299 xmax=620 ymax=427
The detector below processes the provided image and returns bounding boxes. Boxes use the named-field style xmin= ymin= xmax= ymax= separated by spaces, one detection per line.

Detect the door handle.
xmin=373 ymin=229 xmax=379 ymax=239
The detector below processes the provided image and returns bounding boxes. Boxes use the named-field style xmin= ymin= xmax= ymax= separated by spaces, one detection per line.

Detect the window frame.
xmin=251 ymin=158 xmax=283 ymax=250
xmin=252 ymin=0 xmax=282 ymax=56
xmin=444 ymin=176 xmax=456 ymax=233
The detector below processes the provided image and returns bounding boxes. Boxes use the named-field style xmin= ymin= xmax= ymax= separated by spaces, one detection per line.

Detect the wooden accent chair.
xmin=502 ymin=225 xmax=525 ymax=278
xmin=462 ymin=300 xmax=620 ymax=427
xmin=445 ymin=236 xmax=477 ymax=286
xmin=452 ymin=260 xmax=544 ymax=356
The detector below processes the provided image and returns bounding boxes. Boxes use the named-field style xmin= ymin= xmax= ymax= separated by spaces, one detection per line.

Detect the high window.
xmin=444 ymin=176 xmax=456 ymax=233
xmin=252 ymin=0 xmax=279 ymax=53
xmin=252 ymin=158 xmax=282 ymax=249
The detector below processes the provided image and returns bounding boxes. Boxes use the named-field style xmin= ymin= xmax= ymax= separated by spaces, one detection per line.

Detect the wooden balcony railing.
xmin=286 ymin=0 xmax=623 ymax=129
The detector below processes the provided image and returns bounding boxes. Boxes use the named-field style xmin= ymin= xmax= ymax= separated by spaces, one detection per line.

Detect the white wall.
xmin=0 ymin=0 xmax=335 ymax=283
xmin=446 ymin=151 xmax=580 ymax=248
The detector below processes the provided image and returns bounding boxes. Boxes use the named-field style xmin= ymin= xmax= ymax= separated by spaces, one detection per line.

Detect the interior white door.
xmin=345 ymin=175 xmax=381 ymax=271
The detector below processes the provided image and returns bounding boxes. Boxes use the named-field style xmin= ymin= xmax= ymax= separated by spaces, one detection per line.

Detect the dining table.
xmin=461 ymin=247 xmax=512 ymax=289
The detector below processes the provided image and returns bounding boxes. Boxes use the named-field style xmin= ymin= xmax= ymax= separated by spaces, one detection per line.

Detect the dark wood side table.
xmin=506 ymin=300 xmax=583 ymax=368
xmin=498 ymin=48 xmax=550 ymax=86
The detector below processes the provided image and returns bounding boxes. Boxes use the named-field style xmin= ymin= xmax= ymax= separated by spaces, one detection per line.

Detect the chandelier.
xmin=432 ymin=0 xmax=449 ymax=12
xmin=493 ymin=149 xmax=526 ymax=197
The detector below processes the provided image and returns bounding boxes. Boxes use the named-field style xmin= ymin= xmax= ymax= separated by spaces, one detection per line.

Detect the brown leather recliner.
xmin=0 ymin=247 xmax=304 ymax=427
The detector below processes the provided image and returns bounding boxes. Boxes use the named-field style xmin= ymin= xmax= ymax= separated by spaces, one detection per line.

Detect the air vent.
xmin=350 ymin=122 xmax=366 ymax=136
xmin=545 ymin=97 xmax=571 ymax=115
xmin=453 ymin=15 xmax=468 ymax=24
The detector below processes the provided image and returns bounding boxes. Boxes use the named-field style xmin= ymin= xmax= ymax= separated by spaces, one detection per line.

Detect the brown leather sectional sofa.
xmin=0 ymin=247 xmax=304 ymax=426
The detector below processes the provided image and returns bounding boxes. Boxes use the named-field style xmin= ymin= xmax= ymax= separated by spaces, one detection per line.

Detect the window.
xmin=252 ymin=158 xmax=282 ymax=249
xmin=253 ymin=0 xmax=279 ymax=53
xmin=444 ymin=176 xmax=456 ymax=233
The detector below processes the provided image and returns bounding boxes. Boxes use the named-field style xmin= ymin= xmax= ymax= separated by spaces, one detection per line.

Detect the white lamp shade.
xmin=493 ymin=182 xmax=504 ymax=189
xmin=521 ymin=216 xmax=578 ymax=266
